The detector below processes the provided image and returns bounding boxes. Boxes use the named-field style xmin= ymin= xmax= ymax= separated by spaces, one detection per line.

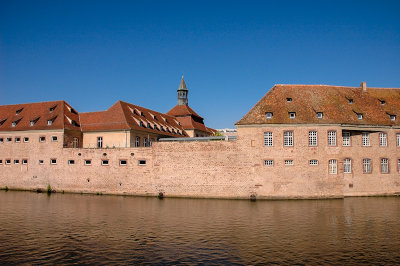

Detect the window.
xmin=397 ymin=133 xmax=400 ymax=147
xmin=398 ymin=159 xmax=400 ymax=174
xmin=39 ymin=136 xmax=46 ymax=142
xmin=7 ymin=137 xmax=12 ymax=142
xmin=284 ymin=131 xmax=293 ymax=146
xmin=139 ymin=121 xmax=144 ymax=127
xmin=286 ymin=98 xmax=292 ymax=102
xmin=343 ymin=132 xmax=351 ymax=146
xmin=363 ymin=159 xmax=372 ymax=173
xmin=68 ymin=160 xmax=75 ymax=165
xmin=264 ymin=160 xmax=274 ymax=166
xmin=309 ymin=159 xmax=319 ymax=165
xmin=380 ymin=100 xmax=386 ymax=105
xmin=284 ymin=160 xmax=293 ymax=166
xmin=84 ymin=160 xmax=91 ymax=166
xmin=16 ymin=108 xmax=23 ymax=115
xmin=23 ymin=137 xmax=29 ymax=143
xmin=362 ymin=132 xmax=370 ymax=146
xmin=379 ymin=133 xmax=387 ymax=147
xmin=266 ymin=112 xmax=273 ymax=119
xmin=147 ymin=123 xmax=152 ymax=129
xmin=317 ymin=112 xmax=323 ymax=119
xmin=390 ymin=115 xmax=396 ymax=121
xmin=47 ymin=120 xmax=53 ymax=125
xmin=49 ymin=105 xmax=57 ymax=112
xmin=14 ymin=159 xmax=19 ymax=164
xmin=102 ymin=160 xmax=109 ymax=166
xmin=11 ymin=122 xmax=16 ymax=127
xmin=264 ymin=132 xmax=273 ymax=146
xmin=52 ymin=136 xmax=58 ymax=142
xmin=39 ymin=160 xmax=44 ymax=165
xmin=0 ymin=138 xmax=3 ymax=143
xmin=6 ymin=159 xmax=11 ymax=165
xmin=120 ymin=160 xmax=127 ymax=166
xmin=328 ymin=131 xmax=336 ymax=146
xmin=357 ymin=113 xmax=363 ymax=120
xmin=344 ymin=158 xmax=352 ymax=173
xmin=22 ymin=159 xmax=28 ymax=165
xmin=50 ymin=159 xmax=57 ymax=165
xmin=309 ymin=131 xmax=317 ymax=146
xmin=329 ymin=159 xmax=337 ymax=174
xmin=97 ymin=137 xmax=103 ymax=148
xmin=0 ymin=160 xmax=2 ymax=164
xmin=381 ymin=158 xmax=389 ymax=173
xmin=0 ymin=119 xmax=6 ymax=126
xmin=138 ymin=160 xmax=146 ymax=165
xmin=135 ymin=137 xmax=140 ymax=147
xmin=15 ymin=137 xmax=21 ymax=143
xmin=289 ymin=112 xmax=296 ymax=119
xmin=144 ymin=138 xmax=148 ymax=147
xmin=73 ymin=138 xmax=79 ymax=148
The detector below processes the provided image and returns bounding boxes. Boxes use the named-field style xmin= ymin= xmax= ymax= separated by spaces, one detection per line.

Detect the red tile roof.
xmin=80 ymin=101 xmax=188 ymax=137
xmin=0 ymin=101 xmax=81 ymax=131
xmin=236 ymin=84 xmax=400 ymax=126
xmin=167 ymin=104 xmax=216 ymax=133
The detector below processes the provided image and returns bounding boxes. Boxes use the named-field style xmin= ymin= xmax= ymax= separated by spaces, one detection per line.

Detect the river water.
xmin=0 ymin=191 xmax=399 ymax=265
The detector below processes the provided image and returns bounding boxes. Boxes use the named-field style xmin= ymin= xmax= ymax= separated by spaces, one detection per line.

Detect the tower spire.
xmin=177 ymin=76 xmax=188 ymax=105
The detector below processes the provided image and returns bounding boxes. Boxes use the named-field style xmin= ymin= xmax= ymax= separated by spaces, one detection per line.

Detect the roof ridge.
xmin=0 ymin=100 xmax=64 ymax=107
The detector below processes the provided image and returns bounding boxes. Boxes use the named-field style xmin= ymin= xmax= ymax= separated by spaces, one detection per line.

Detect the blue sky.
xmin=1 ymin=0 xmax=399 ymax=128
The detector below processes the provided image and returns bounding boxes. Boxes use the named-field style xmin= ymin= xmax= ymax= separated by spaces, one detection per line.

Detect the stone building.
xmin=167 ymin=77 xmax=216 ymax=137
xmin=235 ymin=82 xmax=400 ymax=197
xmin=80 ymin=100 xmax=187 ymax=148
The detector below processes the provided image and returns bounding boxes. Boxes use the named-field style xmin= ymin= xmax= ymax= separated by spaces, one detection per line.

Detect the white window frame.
xmin=398 ymin=159 xmax=400 ymax=174
xmin=358 ymin=113 xmax=363 ymax=120
xmin=309 ymin=159 xmax=318 ymax=165
xmin=390 ymin=115 xmax=396 ymax=121
xmin=23 ymin=137 xmax=29 ymax=143
xmin=317 ymin=112 xmax=323 ymax=119
xmin=120 ymin=160 xmax=127 ymax=166
xmin=342 ymin=132 xmax=351 ymax=146
xmin=15 ymin=137 xmax=21 ymax=143
xmin=284 ymin=160 xmax=293 ymax=166
xmin=39 ymin=160 xmax=44 ymax=165
xmin=264 ymin=132 xmax=273 ymax=146
xmin=135 ymin=137 xmax=140 ymax=147
xmin=344 ymin=158 xmax=352 ymax=173
xmin=50 ymin=159 xmax=57 ymax=165
xmin=264 ymin=160 xmax=274 ymax=166
xmin=379 ymin=132 xmax=387 ymax=147
xmin=329 ymin=159 xmax=337 ymax=174
xmin=14 ymin=159 xmax=19 ymax=165
xmin=284 ymin=131 xmax=293 ymax=146
xmin=84 ymin=160 xmax=92 ymax=166
xmin=363 ymin=158 xmax=372 ymax=173
xmin=101 ymin=159 xmax=109 ymax=166
xmin=362 ymin=132 xmax=370 ymax=146
xmin=381 ymin=158 xmax=389 ymax=173
xmin=328 ymin=131 xmax=336 ymax=146
xmin=6 ymin=159 xmax=11 ymax=165
xmin=97 ymin=137 xmax=103 ymax=148
xmin=309 ymin=131 xmax=317 ymax=146
xmin=22 ymin=159 xmax=28 ymax=165
xmin=289 ymin=112 xmax=296 ymax=119
xmin=138 ymin=160 xmax=146 ymax=166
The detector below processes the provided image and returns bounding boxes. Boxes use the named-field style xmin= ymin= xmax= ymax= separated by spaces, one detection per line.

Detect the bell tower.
xmin=177 ymin=75 xmax=189 ymax=105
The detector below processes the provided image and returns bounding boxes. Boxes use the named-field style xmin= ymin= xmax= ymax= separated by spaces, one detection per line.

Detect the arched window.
xmin=143 ymin=138 xmax=148 ymax=147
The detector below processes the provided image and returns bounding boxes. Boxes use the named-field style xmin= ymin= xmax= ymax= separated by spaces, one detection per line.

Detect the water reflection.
xmin=0 ymin=191 xmax=399 ymax=264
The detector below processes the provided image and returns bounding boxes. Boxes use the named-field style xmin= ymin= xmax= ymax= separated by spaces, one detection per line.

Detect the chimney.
xmin=361 ymin=81 xmax=367 ymax=92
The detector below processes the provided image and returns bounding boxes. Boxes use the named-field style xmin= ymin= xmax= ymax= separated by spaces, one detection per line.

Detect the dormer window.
xmin=30 ymin=117 xmax=39 ymax=127
xmin=0 ymin=119 xmax=6 ymax=126
xmin=11 ymin=118 xmax=21 ymax=127
xmin=154 ymin=115 xmax=157 ymax=120
xmin=71 ymin=120 xmax=79 ymax=127
xmin=133 ymin=109 xmax=138 ymax=115
xmin=172 ymin=128 xmax=176 ymax=133
xmin=160 ymin=126 xmax=164 ymax=131
xmin=286 ymin=98 xmax=292 ymax=103
xmin=139 ymin=121 xmax=144 ymax=127
xmin=390 ymin=115 xmax=396 ymax=121
xmin=16 ymin=108 xmax=23 ymax=115
xmin=317 ymin=112 xmax=323 ymax=119
xmin=177 ymin=129 xmax=180 ymax=134
xmin=266 ymin=112 xmax=273 ymax=119
xmin=289 ymin=112 xmax=296 ymax=119
xmin=357 ymin=113 xmax=363 ymax=120
xmin=147 ymin=123 xmax=152 ymax=129
xmin=141 ymin=112 xmax=144 ymax=117
xmin=379 ymin=99 xmax=386 ymax=105
xmin=47 ymin=117 xmax=56 ymax=126
xmin=154 ymin=125 xmax=159 ymax=130
xmin=49 ymin=105 xmax=57 ymax=112
xmin=348 ymin=99 xmax=354 ymax=104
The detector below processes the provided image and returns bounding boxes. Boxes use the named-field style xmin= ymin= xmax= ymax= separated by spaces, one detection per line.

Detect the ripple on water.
xmin=0 ymin=192 xmax=400 ymax=264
